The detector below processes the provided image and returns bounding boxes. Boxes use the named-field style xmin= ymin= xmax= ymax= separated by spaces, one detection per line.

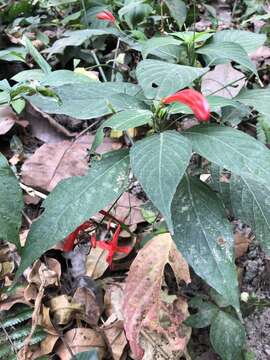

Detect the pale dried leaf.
xmin=56 ymin=328 xmax=105 ymax=359
xmin=102 ymin=315 xmax=127 ymax=360
xmin=123 ymin=233 xmax=190 ymax=359
xmin=0 ymin=106 xmax=16 ymax=135
xmin=86 ymin=246 xmax=109 ymax=280
xmin=104 ymin=283 xmax=125 ymax=320
xmin=49 ymin=294 xmax=84 ymax=325
xmin=73 ymin=287 xmax=101 ymax=325
xmin=201 ymin=64 xmax=245 ymax=98
xmin=234 ymin=229 xmax=253 ymax=258
xmin=21 ymin=137 xmax=90 ymax=192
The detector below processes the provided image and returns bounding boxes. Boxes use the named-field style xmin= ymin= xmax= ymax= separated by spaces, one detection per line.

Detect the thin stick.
xmin=91 ymin=50 xmax=107 ymax=82
xmin=111 ymin=38 xmax=121 ymax=82
xmin=0 ymin=318 xmax=18 ymax=356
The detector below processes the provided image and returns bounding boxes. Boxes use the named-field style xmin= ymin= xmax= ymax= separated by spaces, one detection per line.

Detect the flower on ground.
xmin=162 ymin=88 xmax=210 ymax=122
xmin=96 ymin=10 xmax=116 ymax=23
xmin=96 ymin=224 xmax=132 ymax=266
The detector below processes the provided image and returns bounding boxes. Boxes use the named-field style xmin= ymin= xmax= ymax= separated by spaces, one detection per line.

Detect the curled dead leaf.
xmin=49 ymin=294 xmax=84 ymax=325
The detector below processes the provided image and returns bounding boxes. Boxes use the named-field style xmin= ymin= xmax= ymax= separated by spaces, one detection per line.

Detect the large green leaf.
xmin=141 ymin=36 xmax=182 ymax=60
xmin=196 ymin=42 xmax=257 ymax=76
xmin=210 ymin=311 xmax=246 ymax=360
xmin=136 ymin=59 xmax=208 ymax=99
xmin=0 ymin=153 xmax=23 ymax=249
xmin=26 ymin=82 xmax=145 ymax=120
xmin=215 ymin=171 xmax=270 ymax=255
xmin=22 ymin=36 xmax=51 ymax=74
xmin=16 ymin=150 xmax=130 ymax=279
xmin=235 ymin=88 xmax=270 ymax=116
xmin=164 ymin=0 xmax=187 ymax=28
xmin=130 ymin=131 xmax=192 ymax=232
xmin=184 ymin=124 xmax=270 ymax=187
xmin=91 ymin=109 xmax=153 ymax=153
xmin=212 ymin=30 xmax=266 ymax=54
xmin=172 ymin=175 xmax=239 ymax=309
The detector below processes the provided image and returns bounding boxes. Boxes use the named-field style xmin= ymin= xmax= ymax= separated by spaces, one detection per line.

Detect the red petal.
xmin=163 ymin=89 xmax=210 ymax=122
xmin=96 ymin=10 xmax=115 ymax=23
xmin=63 ymin=232 xmax=77 ymax=252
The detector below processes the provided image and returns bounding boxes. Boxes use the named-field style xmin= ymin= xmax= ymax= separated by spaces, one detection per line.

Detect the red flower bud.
xmin=96 ymin=10 xmax=115 ymax=23
xmin=163 ymin=89 xmax=210 ymax=122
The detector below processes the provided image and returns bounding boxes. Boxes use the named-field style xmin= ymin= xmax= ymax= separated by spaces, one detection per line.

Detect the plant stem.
xmin=111 ymin=38 xmax=121 ymax=81
xmin=90 ymin=50 xmax=107 ymax=82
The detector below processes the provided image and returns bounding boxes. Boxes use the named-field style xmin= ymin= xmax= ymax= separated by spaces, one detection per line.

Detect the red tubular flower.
xmin=96 ymin=224 xmax=132 ymax=266
xmin=63 ymin=221 xmax=92 ymax=252
xmin=96 ymin=10 xmax=115 ymax=23
xmin=162 ymin=88 xmax=210 ymax=122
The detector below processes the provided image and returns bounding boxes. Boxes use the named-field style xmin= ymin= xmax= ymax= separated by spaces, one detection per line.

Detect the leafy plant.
xmin=0 ymin=305 xmax=46 ymax=358
xmin=0 ymin=1 xmax=270 ymax=358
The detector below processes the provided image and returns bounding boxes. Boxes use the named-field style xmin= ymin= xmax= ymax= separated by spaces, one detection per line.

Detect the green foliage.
xmin=0 ymin=153 xmax=23 ymax=249
xmin=130 ymin=131 xmax=192 ymax=232
xmin=72 ymin=350 xmax=99 ymax=360
xmin=172 ymin=175 xmax=239 ymax=309
xmin=0 ymin=306 xmax=46 ymax=358
xmin=16 ymin=150 xmax=130 ymax=279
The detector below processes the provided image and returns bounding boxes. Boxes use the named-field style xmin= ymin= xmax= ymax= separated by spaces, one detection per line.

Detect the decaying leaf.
xmin=56 ymin=328 xmax=105 ymax=359
xmin=73 ymin=286 xmax=101 ymax=325
xmin=201 ymin=63 xmax=245 ymax=98
xmin=0 ymin=106 xmax=16 ymax=135
xmin=86 ymin=246 xmax=109 ymax=280
xmin=49 ymin=294 xmax=84 ymax=325
xmin=123 ymin=233 xmax=191 ymax=359
xmin=102 ymin=315 xmax=127 ymax=360
xmin=103 ymin=284 xmax=127 ymax=360
xmin=21 ymin=137 xmax=90 ymax=192
xmin=234 ymin=228 xmax=253 ymax=258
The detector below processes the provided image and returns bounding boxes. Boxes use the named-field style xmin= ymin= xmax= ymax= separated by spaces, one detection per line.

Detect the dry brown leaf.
xmin=102 ymin=315 xmax=127 ymax=360
xmin=21 ymin=136 xmax=89 ymax=192
xmin=86 ymin=246 xmax=109 ymax=280
xmin=234 ymin=229 xmax=253 ymax=258
xmin=32 ymin=334 xmax=59 ymax=359
xmin=56 ymin=328 xmax=105 ymax=359
xmin=38 ymin=305 xmax=58 ymax=335
xmin=104 ymin=283 xmax=124 ymax=320
xmin=49 ymin=294 xmax=84 ymax=325
xmin=73 ymin=287 xmax=101 ymax=325
xmin=0 ymin=283 xmax=31 ymax=311
xmin=123 ymin=233 xmax=191 ymax=360
xmin=201 ymin=63 xmax=245 ymax=98
xmin=24 ymin=102 xmax=76 ymax=143
xmin=0 ymin=106 xmax=16 ymax=135
xmin=111 ymin=192 xmax=145 ymax=227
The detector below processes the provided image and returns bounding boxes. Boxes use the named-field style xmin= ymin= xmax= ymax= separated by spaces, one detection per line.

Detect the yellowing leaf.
xmin=123 ymin=233 xmax=191 ymax=359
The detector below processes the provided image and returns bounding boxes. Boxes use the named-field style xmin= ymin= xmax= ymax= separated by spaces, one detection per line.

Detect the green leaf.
xmin=184 ymin=124 xmax=270 ymax=187
xmin=196 ymin=42 xmax=257 ymax=76
xmin=210 ymin=311 xmax=246 ymax=360
xmin=235 ymin=88 xmax=270 ymax=116
xmin=12 ymin=69 xmax=45 ymax=83
xmin=40 ymin=70 xmax=95 ymax=86
xmin=136 ymin=59 xmax=208 ymax=99
xmin=164 ymin=0 xmax=187 ymax=28
xmin=256 ymin=116 xmax=270 ymax=144
xmin=21 ymin=36 xmax=51 ymax=74
xmin=221 ymin=173 xmax=270 ymax=255
xmin=131 ymin=131 xmax=192 ymax=233
xmin=0 ymin=47 xmax=27 ymax=62
xmin=212 ymin=30 xmax=266 ymax=54
xmin=72 ymin=350 xmax=99 ymax=360
xmin=26 ymin=82 xmax=145 ymax=120
xmin=141 ymin=36 xmax=182 ymax=60
xmin=119 ymin=0 xmax=152 ymax=29
xmin=185 ymin=297 xmax=219 ymax=328
xmin=172 ymin=175 xmax=239 ymax=309
xmin=0 ymin=153 xmax=23 ymax=249
xmin=91 ymin=109 xmax=153 ymax=153
xmin=15 ymin=150 xmax=130 ymax=279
